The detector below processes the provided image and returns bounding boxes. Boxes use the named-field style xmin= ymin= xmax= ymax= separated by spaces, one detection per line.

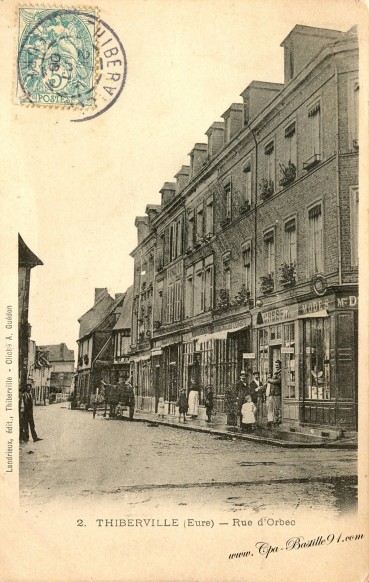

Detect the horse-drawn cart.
xmin=100 ymin=381 xmax=135 ymax=420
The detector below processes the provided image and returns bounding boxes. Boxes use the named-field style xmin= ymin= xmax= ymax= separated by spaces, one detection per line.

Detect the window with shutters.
xmin=167 ymin=283 xmax=174 ymax=323
xmin=348 ymin=78 xmax=359 ymax=149
xmin=205 ymin=194 xmax=214 ymax=236
xmin=304 ymin=101 xmax=321 ymax=169
xmin=194 ymin=260 xmax=204 ymax=315
xmin=196 ymin=204 xmax=204 ymax=243
xmin=185 ymin=267 xmax=194 ymax=318
xmin=223 ymin=252 xmax=231 ymax=294
xmin=176 ymin=216 xmax=183 ymax=257
xmin=224 ymin=179 xmax=232 ymax=221
xmin=264 ymin=230 xmax=275 ymax=276
xmin=350 ymin=186 xmax=359 ymax=267
xmin=284 ymin=121 xmax=297 ymax=167
xmin=284 ymin=218 xmax=297 ymax=264
xmin=204 ymin=255 xmax=214 ymax=311
xmin=242 ymin=241 xmax=252 ymax=293
xmin=187 ymin=210 xmax=194 ymax=250
xmin=308 ymin=204 xmax=323 ymax=274
xmin=174 ymin=280 xmax=182 ymax=321
xmin=263 ymin=141 xmax=275 ymax=194
xmin=170 ymin=221 xmax=177 ymax=262
xmin=243 ymin=160 xmax=252 ymax=204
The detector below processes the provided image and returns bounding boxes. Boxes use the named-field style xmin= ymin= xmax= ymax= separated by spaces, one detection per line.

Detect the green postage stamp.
xmin=17 ymin=7 xmax=98 ymax=107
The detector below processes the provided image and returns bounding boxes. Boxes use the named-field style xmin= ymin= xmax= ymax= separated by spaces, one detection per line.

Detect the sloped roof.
xmin=113 ymin=285 xmax=133 ymax=331
xmin=78 ymin=292 xmax=115 ymax=339
xmin=38 ymin=343 xmax=74 ymax=362
xmin=18 ymin=234 xmax=43 ymax=268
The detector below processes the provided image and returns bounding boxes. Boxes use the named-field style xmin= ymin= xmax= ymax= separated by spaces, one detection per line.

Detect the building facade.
xmin=38 ymin=343 xmax=75 ymax=398
xmin=76 ymin=288 xmax=124 ymax=406
xmin=130 ymin=25 xmax=358 ymax=432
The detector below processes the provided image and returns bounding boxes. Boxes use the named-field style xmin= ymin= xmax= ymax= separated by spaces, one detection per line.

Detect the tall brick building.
xmin=130 ymin=25 xmax=358 ymax=432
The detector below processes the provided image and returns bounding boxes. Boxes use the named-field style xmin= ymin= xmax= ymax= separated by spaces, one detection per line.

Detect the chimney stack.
xmin=205 ymin=122 xmax=224 ymax=159
xmin=160 ymin=182 xmax=176 ymax=207
xmin=189 ymin=143 xmax=207 ymax=178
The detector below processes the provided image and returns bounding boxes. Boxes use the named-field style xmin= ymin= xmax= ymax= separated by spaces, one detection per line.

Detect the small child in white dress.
xmin=241 ymin=394 xmax=257 ymax=432
xmin=157 ymin=396 xmax=165 ymax=419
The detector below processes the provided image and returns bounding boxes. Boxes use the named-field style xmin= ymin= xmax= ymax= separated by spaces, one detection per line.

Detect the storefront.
xmin=255 ymin=290 xmax=358 ymax=430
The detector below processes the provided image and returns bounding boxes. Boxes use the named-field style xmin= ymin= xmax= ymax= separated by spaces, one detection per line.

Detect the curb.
xmin=82 ymin=409 xmax=357 ymax=449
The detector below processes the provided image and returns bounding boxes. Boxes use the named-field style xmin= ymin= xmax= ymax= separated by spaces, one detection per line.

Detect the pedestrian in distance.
xmin=157 ymin=396 xmax=165 ymax=419
xmin=235 ymin=370 xmax=249 ymax=427
xmin=19 ymin=383 xmax=42 ymax=443
xmin=205 ymin=385 xmax=214 ymax=423
xmin=176 ymin=388 xmax=188 ymax=423
xmin=241 ymin=394 xmax=257 ymax=433
xmin=187 ymin=378 xmax=199 ymax=419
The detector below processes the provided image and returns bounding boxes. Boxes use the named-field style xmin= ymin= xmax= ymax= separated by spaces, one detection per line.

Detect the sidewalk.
xmin=89 ymin=406 xmax=358 ymax=449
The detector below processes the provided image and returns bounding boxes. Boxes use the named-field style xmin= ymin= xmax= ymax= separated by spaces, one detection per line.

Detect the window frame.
xmin=263 ymin=227 xmax=275 ymax=277
xmin=307 ymin=200 xmax=324 ymax=275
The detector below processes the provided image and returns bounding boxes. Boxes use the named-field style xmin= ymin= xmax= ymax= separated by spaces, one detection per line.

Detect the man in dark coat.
xmin=205 ymin=385 xmax=214 ymax=423
xmin=20 ymin=384 xmax=42 ymax=442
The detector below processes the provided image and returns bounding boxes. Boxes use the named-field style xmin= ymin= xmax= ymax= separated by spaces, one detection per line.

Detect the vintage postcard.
xmin=0 ymin=0 xmax=368 ymax=580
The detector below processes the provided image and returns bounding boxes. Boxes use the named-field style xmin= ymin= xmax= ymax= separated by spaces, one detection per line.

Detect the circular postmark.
xmin=17 ymin=8 xmax=127 ymax=121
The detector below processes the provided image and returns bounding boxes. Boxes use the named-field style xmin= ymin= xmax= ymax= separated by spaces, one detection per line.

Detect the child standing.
xmin=241 ymin=394 xmax=257 ymax=432
xmin=157 ymin=396 xmax=165 ymax=419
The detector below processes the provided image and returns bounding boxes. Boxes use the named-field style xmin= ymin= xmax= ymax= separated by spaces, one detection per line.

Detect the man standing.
xmin=268 ymin=360 xmax=282 ymax=427
xmin=20 ymin=383 xmax=42 ymax=443
xmin=250 ymin=371 xmax=264 ymax=425
xmin=235 ymin=370 xmax=249 ymax=427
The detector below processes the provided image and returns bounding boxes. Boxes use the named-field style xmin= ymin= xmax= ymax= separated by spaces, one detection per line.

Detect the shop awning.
xmin=227 ymin=323 xmax=251 ymax=335
xmin=130 ymin=354 xmax=151 ymax=362
xmin=194 ymin=330 xmax=228 ymax=343
xmin=298 ymin=310 xmax=329 ymax=319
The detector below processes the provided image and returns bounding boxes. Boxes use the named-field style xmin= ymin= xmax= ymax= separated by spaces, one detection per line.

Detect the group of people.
xmin=174 ymin=379 xmax=214 ymax=424
xmin=235 ymin=361 xmax=282 ymax=431
xmin=19 ymin=383 xmax=43 ymax=443
xmin=157 ymin=360 xmax=282 ymax=429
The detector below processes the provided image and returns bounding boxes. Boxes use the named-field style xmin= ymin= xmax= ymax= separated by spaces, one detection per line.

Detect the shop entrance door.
xmin=270 ymin=346 xmax=281 ymax=374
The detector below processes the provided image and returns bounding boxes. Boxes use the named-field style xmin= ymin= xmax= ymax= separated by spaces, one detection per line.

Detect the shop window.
xmin=303 ymin=318 xmax=331 ymax=400
xmin=350 ymin=186 xmax=359 ymax=267
xmin=308 ymin=204 xmax=323 ymax=274
xmin=283 ymin=323 xmax=296 ymax=399
xmin=270 ymin=325 xmax=282 ymax=341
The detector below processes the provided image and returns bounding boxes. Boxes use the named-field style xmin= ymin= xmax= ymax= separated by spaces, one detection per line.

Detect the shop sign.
xmin=299 ymin=297 xmax=329 ymax=316
xmin=262 ymin=304 xmax=298 ymax=324
xmin=336 ymin=295 xmax=358 ymax=308
xmin=281 ymin=347 xmax=294 ymax=354
xmin=243 ymin=353 xmax=256 ymax=359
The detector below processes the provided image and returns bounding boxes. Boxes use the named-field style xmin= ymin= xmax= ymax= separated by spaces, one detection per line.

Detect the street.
xmin=20 ymin=403 xmax=357 ymax=516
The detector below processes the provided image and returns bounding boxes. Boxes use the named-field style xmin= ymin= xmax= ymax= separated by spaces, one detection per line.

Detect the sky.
xmin=2 ymin=0 xmax=362 ymax=358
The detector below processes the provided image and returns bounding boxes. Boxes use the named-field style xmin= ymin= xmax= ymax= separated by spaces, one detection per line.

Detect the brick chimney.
xmin=205 ymin=122 xmax=224 ymax=159
xmin=134 ymin=217 xmax=149 ymax=244
xmin=145 ymin=204 xmax=161 ymax=228
xmin=188 ymin=143 xmax=207 ymax=178
xmin=94 ymin=288 xmax=108 ymax=304
xmin=240 ymin=81 xmax=284 ymax=124
xmin=280 ymin=25 xmax=344 ymax=84
xmin=160 ymin=182 xmax=176 ymax=207
xmin=174 ymin=165 xmax=190 ymax=193
xmin=221 ymin=104 xmax=244 ymax=143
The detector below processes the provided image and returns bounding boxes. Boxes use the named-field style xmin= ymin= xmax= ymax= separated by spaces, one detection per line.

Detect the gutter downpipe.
xmin=331 ymin=47 xmax=343 ymax=285
xmin=248 ymin=123 xmax=258 ymax=313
